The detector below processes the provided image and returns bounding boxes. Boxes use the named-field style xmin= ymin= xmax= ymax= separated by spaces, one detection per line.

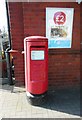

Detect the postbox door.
xmin=29 ymin=47 xmax=48 ymax=94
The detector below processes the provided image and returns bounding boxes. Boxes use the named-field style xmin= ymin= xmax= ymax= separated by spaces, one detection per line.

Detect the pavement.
xmin=0 ymin=80 xmax=80 ymax=119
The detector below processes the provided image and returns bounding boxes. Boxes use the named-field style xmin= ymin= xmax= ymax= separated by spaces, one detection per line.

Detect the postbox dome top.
xmin=24 ymin=36 xmax=48 ymax=42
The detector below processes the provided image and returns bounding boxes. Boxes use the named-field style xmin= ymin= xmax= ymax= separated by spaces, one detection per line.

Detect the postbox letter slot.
xmin=31 ymin=46 xmax=45 ymax=48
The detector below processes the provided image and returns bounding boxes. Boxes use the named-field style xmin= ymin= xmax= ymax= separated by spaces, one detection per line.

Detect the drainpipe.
xmin=5 ymin=0 xmax=11 ymax=48
xmin=5 ymin=0 xmax=13 ymax=85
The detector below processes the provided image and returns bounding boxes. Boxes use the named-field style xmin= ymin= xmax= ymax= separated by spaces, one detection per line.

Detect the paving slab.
xmin=0 ymin=84 xmax=80 ymax=119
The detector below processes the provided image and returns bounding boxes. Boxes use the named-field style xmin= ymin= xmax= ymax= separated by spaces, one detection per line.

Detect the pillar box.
xmin=24 ymin=36 xmax=48 ymax=105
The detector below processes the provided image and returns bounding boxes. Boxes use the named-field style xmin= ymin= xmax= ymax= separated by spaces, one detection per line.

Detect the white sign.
xmin=31 ymin=50 xmax=44 ymax=60
xmin=46 ymin=8 xmax=74 ymax=48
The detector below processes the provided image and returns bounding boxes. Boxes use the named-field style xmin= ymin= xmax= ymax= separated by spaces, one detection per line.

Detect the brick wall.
xmin=8 ymin=3 xmax=25 ymax=85
xmin=8 ymin=2 xmax=80 ymax=88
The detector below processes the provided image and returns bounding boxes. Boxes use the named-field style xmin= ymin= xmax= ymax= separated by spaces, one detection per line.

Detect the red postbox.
xmin=24 ymin=36 xmax=48 ymax=105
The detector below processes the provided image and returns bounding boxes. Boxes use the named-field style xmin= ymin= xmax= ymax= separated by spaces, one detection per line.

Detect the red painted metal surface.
xmin=24 ymin=36 xmax=48 ymax=94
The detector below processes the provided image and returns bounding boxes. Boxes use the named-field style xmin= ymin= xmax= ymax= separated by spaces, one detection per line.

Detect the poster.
xmin=46 ymin=8 xmax=74 ymax=48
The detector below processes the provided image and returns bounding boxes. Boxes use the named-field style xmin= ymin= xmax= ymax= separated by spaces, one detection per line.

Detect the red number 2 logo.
xmin=54 ymin=12 xmax=66 ymax=25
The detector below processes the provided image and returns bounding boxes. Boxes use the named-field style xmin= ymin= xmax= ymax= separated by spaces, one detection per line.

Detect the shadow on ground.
xmin=39 ymin=87 xmax=80 ymax=117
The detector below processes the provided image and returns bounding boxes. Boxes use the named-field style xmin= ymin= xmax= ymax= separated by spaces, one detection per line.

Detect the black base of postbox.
xmin=26 ymin=91 xmax=47 ymax=106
